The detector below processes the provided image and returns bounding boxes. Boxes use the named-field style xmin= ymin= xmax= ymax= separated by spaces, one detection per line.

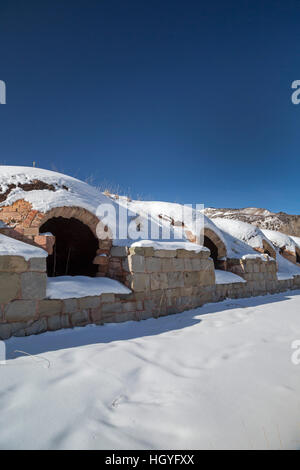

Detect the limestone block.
xmin=128 ymin=254 xmax=145 ymax=273
xmin=129 ymin=273 xmax=150 ymax=292
xmin=110 ymin=246 xmax=128 ymax=257
xmin=0 ymin=255 xmax=28 ymax=273
xmin=5 ymin=300 xmax=36 ymax=322
xmin=101 ymin=302 xmax=123 ymax=314
xmin=153 ymin=250 xmax=176 ymax=258
xmin=28 ymin=258 xmax=47 ymax=272
xmin=63 ymin=298 xmax=78 ymax=313
xmin=71 ymin=310 xmax=89 ymax=326
xmin=47 ymin=315 xmax=62 ymax=331
xmin=0 ymin=272 xmax=20 ymax=303
xmin=78 ymin=296 xmax=101 ymax=310
xmin=21 ymin=272 xmax=47 ymax=300
xmin=145 ymin=257 xmax=162 ymax=273
xmin=0 ymin=323 xmax=11 ymax=340
xmin=25 ymin=318 xmax=47 ymax=336
xmin=38 ymin=299 xmax=62 ymax=317
xmin=172 ymin=258 xmax=185 ymax=271
xmin=151 ymin=272 xmax=169 ymax=290
xmin=167 ymin=271 xmax=184 ymax=288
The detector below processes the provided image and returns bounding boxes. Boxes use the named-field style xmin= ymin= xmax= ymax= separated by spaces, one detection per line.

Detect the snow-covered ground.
xmin=1 ymin=291 xmax=300 ymax=450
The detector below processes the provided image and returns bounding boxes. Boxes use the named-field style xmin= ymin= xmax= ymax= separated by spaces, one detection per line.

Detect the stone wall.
xmin=0 ymin=248 xmax=299 ymax=341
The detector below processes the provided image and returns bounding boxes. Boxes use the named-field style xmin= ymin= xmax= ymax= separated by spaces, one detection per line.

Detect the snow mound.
xmin=261 ymin=229 xmax=297 ymax=254
xmin=0 ymin=233 xmax=47 ymax=260
xmin=46 ymin=276 xmax=131 ymax=299
xmin=212 ymin=218 xmax=270 ymax=251
xmin=0 ymin=166 xmax=111 ymax=215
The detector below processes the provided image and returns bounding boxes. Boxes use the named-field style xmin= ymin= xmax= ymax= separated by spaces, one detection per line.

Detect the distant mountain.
xmin=203 ymin=207 xmax=300 ymax=237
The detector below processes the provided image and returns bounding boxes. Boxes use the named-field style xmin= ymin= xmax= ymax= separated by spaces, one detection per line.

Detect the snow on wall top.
xmin=261 ymin=229 xmax=297 ymax=254
xmin=0 ymin=233 xmax=47 ymax=260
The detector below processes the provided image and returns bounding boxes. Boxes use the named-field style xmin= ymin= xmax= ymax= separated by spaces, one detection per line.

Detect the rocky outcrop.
xmin=204 ymin=207 xmax=300 ymax=237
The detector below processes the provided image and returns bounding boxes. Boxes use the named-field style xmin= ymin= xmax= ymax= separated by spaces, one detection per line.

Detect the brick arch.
xmin=203 ymin=227 xmax=227 ymax=259
xmin=33 ymin=206 xmax=102 ymax=238
xmin=262 ymin=239 xmax=277 ymax=259
xmin=295 ymin=246 xmax=300 ymax=265
xmin=185 ymin=226 xmax=227 ymax=261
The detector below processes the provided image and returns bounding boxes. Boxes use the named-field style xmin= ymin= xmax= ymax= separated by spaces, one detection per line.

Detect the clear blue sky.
xmin=0 ymin=0 xmax=299 ymax=213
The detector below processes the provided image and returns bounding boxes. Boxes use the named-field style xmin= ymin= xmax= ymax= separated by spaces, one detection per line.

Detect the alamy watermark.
xmin=0 ymin=80 xmax=6 ymax=104
xmin=291 ymin=340 xmax=300 ymax=365
xmin=95 ymin=202 xmax=205 ymax=242
xmin=291 ymin=80 xmax=300 ymax=104
xmin=0 ymin=341 xmax=6 ymax=365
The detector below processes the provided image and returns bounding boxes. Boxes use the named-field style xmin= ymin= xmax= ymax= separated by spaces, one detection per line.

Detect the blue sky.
xmin=0 ymin=0 xmax=299 ymax=213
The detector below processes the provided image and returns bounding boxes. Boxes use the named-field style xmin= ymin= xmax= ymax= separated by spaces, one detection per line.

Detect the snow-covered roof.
xmin=0 ymin=166 xmax=110 ymax=214
xmin=212 ymin=218 xmax=273 ymax=251
xmin=290 ymin=235 xmax=300 ymax=250
xmin=0 ymin=233 xmax=47 ymax=260
xmin=261 ymin=229 xmax=297 ymax=254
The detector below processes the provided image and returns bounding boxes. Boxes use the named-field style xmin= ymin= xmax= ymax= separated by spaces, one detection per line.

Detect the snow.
xmin=261 ymin=229 xmax=296 ymax=254
xmin=46 ymin=276 xmax=131 ymax=299
xmin=0 ymin=233 xmax=47 ymax=260
xmin=1 ymin=291 xmax=300 ymax=450
xmin=130 ymin=240 xmax=209 ymax=252
xmin=290 ymin=235 xmax=300 ymax=250
xmin=212 ymin=218 xmax=270 ymax=251
xmin=0 ymin=166 xmax=111 ymax=215
xmin=276 ymin=253 xmax=300 ymax=280
xmin=215 ymin=269 xmax=246 ymax=284
xmin=242 ymin=254 xmax=269 ymax=261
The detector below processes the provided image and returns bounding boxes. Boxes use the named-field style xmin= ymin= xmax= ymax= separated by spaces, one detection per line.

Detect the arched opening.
xmin=204 ymin=235 xmax=219 ymax=267
xmin=40 ymin=217 xmax=99 ymax=277
xmin=296 ymin=249 xmax=300 ymax=264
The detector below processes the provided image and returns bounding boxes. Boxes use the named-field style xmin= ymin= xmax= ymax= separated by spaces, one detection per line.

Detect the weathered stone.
xmin=129 ymin=273 xmax=150 ymax=292
xmin=0 ymin=255 xmax=28 ymax=273
xmin=176 ymin=249 xmax=196 ymax=258
xmin=122 ymin=301 xmax=143 ymax=312
xmin=128 ymin=254 xmax=145 ymax=273
xmin=110 ymin=246 xmax=128 ymax=257
xmin=28 ymin=257 xmax=47 ymax=272
xmin=90 ymin=307 xmax=102 ymax=322
xmin=151 ymin=272 xmax=169 ymax=290
xmin=183 ymin=271 xmax=200 ymax=287
xmin=61 ymin=314 xmax=71 ymax=329
xmin=145 ymin=257 xmax=162 ymax=273
xmin=102 ymin=302 xmax=123 ymax=314
xmin=5 ymin=300 xmax=36 ymax=322
xmin=21 ymin=272 xmax=47 ymax=299
xmin=71 ymin=310 xmax=89 ymax=326
xmin=153 ymin=250 xmax=176 ymax=258
xmin=160 ymin=258 xmax=175 ymax=272
xmin=78 ymin=296 xmax=101 ymax=310
xmin=167 ymin=271 xmax=184 ymax=288
xmin=100 ymin=293 xmax=116 ymax=303
xmin=47 ymin=315 xmax=62 ymax=331
xmin=0 ymin=323 xmax=11 ymax=340
xmin=0 ymin=272 xmax=20 ymax=303
xmin=62 ymin=298 xmax=78 ymax=313
xmin=172 ymin=258 xmax=185 ymax=271
xmin=114 ymin=312 xmax=135 ymax=323
xmin=122 ymin=258 xmax=130 ymax=272
xmin=39 ymin=299 xmax=62 ymax=317
xmin=25 ymin=318 xmax=47 ymax=336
